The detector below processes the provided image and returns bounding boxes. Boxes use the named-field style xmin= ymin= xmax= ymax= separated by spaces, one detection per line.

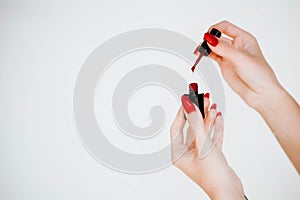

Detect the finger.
xmin=212 ymin=112 xmax=224 ymax=150
xmin=194 ymin=37 xmax=231 ymax=58
xmin=203 ymin=93 xmax=210 ymax=119
xmin=208 ymin=51 xmax=222 ymax=64
xmin=185 ymin=126 xmax=196 ymax=150
xmin=170 ymin=106 xmax=185 ymax=146
xmin=204 ymin=105 xmax=218 ymax=134
xmin=181 ymin=95 xmax=206 ymax=150
xmin=208 ymin=20 xmax=253 ymax=41
xmin=208 ymin=38 xmax=243 ymax=59
xmin=219 ymin=36 xmax=233 ymax=45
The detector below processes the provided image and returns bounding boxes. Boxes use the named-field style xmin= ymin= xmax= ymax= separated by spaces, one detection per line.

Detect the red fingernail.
xmin=181 ymin=95 xmax=196 ymax=114
xmin=204 ymin=32 xmax=218 ymax=47
xmin=210 ymin=103 xmax=217 ymax=110
xmin=216 ymin=111 xmax=222 ymax=117
xmin=204 ymin=93 xmax=210 ymax=99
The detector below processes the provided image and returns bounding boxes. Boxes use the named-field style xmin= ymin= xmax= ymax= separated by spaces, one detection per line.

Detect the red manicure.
xmin=210 ymin=103 xmax=217 ymax=110
xmin=216 ymin=111 xmax=222 ymax=117
xmin=204 ymin=32 xmax=218 ymax=47
xmin=181 ymin=95 xmax=196 ymax=114
xmin=204 ymin=93 xmax=210 ymax=99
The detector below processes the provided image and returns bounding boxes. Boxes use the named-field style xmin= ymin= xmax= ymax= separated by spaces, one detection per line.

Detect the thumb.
xmin=208 ymin=39 xmax=241 ymax=60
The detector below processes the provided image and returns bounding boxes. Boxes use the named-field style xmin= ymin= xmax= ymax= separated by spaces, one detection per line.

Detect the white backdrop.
xmin=1 ymin=0 xmax=300 ymax=199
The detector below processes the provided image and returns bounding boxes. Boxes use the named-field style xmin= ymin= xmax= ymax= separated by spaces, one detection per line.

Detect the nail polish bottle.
xmin=189 ymin=83 xmax=199 ymax=108
xmin=197 ymin=93 xmax=205 ymax=119
xmin=198 ymin=28 xmax=222 ymax=56
xmin=184 ymin=83 xmax=205 ymax=119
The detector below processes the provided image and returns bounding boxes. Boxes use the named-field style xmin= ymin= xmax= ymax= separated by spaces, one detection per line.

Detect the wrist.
xmin=208 ymin=187 xmax=245 ymax=200
xmin=252 ymin=82 xmax=286 ymax=114
xmin=205 ymin=176 xmax=245 ymax=200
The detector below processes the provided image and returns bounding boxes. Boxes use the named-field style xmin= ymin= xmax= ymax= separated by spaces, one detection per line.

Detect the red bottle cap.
xmin=189 ymin=83 xmax=198 ymax=92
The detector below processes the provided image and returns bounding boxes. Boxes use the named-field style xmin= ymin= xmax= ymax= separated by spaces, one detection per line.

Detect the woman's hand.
xmin=170 ymin=95 xmax=245 ymax=200
xmin=205 ymin=21 xmax=300 ymax=173
xmin=204 ymin=20 xmax=281 ymax=110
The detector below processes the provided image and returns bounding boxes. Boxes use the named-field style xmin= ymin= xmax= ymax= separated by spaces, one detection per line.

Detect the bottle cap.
xmin=189 ymin=83 xmax=198 ymax=92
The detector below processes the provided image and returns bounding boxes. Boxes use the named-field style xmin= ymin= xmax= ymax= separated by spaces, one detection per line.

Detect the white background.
xmin=1 ymin=0 xmax=300 ymax=199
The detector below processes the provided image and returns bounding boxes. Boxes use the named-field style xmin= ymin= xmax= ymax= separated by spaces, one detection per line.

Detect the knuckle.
xmin=171 ymin=158 xmax=180 ymax=167
xmin=248 ymin=34 xmax=257 ymax=42
xmin=221 ymin=20 xmax=230 ymax=25
xmin=172 ymin=159 xmax=185 ymax=169
xmin=252 ymin=36 xmax=258 ymax=44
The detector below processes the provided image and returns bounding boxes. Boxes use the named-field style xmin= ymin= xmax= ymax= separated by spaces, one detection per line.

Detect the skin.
xmin=170 ymin=20 xmax=300 ymax=199
xmin=207 ymin=21 xmax=300 ymax=173
xmin=170 ymin=100 xmax=245 ymax=200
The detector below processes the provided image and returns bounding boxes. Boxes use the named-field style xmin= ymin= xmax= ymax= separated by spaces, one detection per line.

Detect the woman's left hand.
xmin=170 ymin=95 xmax=244 ymax=200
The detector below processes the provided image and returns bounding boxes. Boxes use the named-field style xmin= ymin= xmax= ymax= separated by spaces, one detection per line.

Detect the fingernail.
xmin=181 ymin=95 xmax=196 ymax=114
xmin=204 ymin=32 xmax=218 ymax=47
xmin=204 ymin=93 xmax=210 ymax=99
xmin=216 ymin=111 xmax=222 ymax=117
xmin=210 ymin=103 xmax=217 ymax=110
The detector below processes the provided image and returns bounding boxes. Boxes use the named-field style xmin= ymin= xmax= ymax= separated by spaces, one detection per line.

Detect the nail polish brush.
xmin=191 ymin=28 xmax=221 ymax=72
xmin=184 ymin=82 xmax=205 ymax=119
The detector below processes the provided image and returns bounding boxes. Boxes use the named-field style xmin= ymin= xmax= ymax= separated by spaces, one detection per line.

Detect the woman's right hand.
xmin=205 ymin=21 xmax=300 ymax=173
xmin=204 ymin=20 xmax=282 ymax=111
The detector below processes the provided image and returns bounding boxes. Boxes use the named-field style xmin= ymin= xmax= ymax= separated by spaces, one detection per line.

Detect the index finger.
xmin=170 ymin=106 xmax=185 ymax=145
xmin=208 ymin=20 xmax=253 ymax=41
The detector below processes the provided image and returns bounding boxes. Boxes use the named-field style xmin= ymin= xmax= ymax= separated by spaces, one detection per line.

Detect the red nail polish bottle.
xmin=187 ymin=82 xmax=205 ymax=118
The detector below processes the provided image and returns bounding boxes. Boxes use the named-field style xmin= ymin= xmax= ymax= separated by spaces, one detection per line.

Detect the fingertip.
xmin=204 ymin=93 xmax=210 ymax=99
xmin=209 ymin=107 xmax=218 ymax=118
xmin=213 ymin=113 xmax=224 ymax=149
xmin=207 ymin=40 xmax=222 ymax=56
xmin=215 ymin=112 xmax=224 ymax=127
xmin=210 ymin=103 xmax=217 ymax=110
xmin=181 ymin=95 xmax=196 ymax=114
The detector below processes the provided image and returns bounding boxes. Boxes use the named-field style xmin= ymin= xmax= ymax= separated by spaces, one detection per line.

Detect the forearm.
xmin=256 ymin=85 xmax=300 ymax=173
xmin=209 ymin=188 xmax=245 ymax=200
